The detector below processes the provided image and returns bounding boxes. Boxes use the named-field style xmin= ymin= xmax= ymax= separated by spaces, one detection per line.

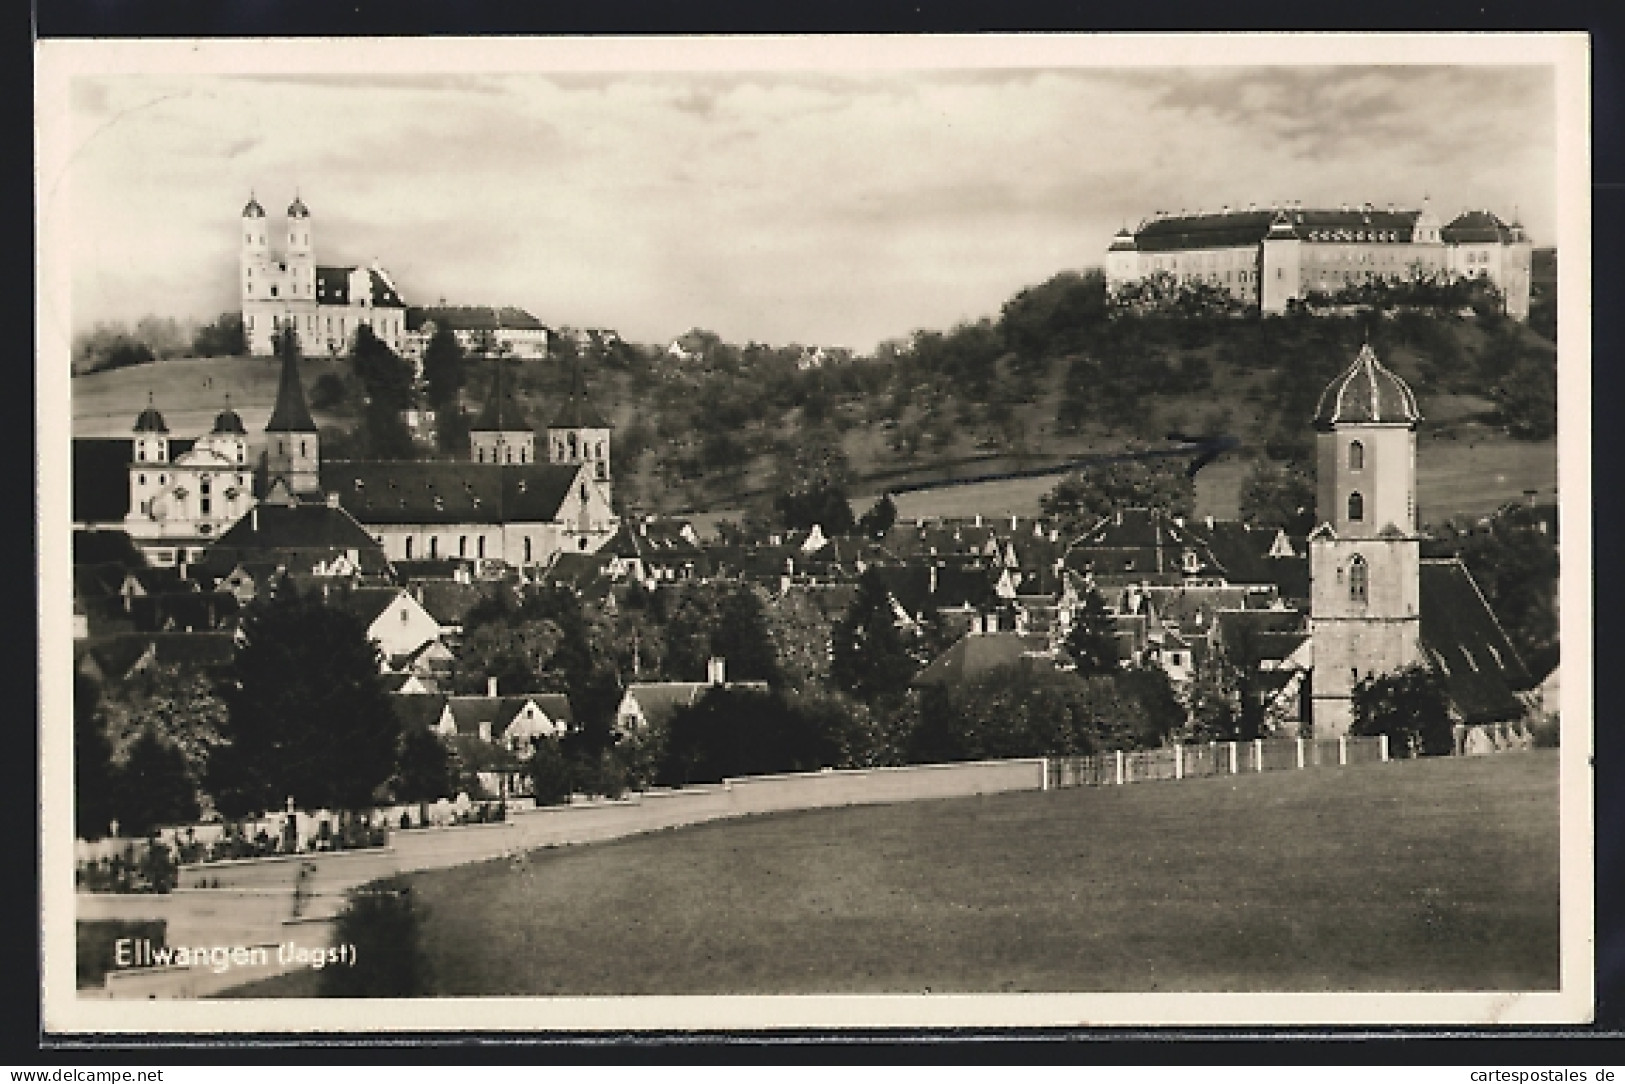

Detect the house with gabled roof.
xmin=435 ymin=687 xmax=574 ymax=755
xmin=614 ymin=658 xmax=770 ymax=735
xmin=1064 ymin=508 xmax=1229 ymax=588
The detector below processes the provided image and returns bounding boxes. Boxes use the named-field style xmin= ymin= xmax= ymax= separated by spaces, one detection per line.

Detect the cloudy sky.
xmin=52 ymin=45 xmax=1559 ymax=353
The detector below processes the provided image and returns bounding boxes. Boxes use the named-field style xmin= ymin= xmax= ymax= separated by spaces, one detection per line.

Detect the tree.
xmin=857 ymin=493 xmax=898 ymax=538
xmin=708 ymin=584 xmax=783 ymax=686
xmin=1490 ymin=352 xmax=1557 ymax=440
xmin=1351 ymin=664 xmax=1454 ymax=757
xmin=320 ymin=879 xmax=429 ymax=996
xmin=657 ymin=687 xmax=844 ymax=785
xmin=1064 ymin=587 xmax=1119 ymax=676
xmin=351 ymin=325 xmax=417 ymax=459
xmin=392 ymin=728 xmax=454 ymax=803
xmin=999 ymin=269 xmax=1109 ymax=366
xmin=830 ymin=568 xmax=918 ymax=704
xmin=210 ymin=591 xmax=402 ymax=815
xmin=1040 ymin=460 xmax=1196 ymax=533
xmin=526 ymin=736 xmax=575 ymax=806
xmin=1113 ymin=663 xmax=1187 ymax=748
xmin=420 ymin=322 xmax=467 ymax=411
xmin=773 ymin=479 xmax=855 ymax=535
xmin=74 ymin=672 xmax=116 ymax=840
xmin=1238 ymin=461 xmax=1317 ymax=533
xmin=192 ymin=312 xmax=248 ymax=357
xmin=111 ymin=730 xmax=201 ymax=837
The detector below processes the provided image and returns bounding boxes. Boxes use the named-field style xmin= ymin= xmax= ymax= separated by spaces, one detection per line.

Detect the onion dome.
xmin=1108 ymin=226 xmax=1137 ymax=252
xmin=212 ymin=401 xmax=247 ymax=435
xmin=287 ymin=195 xmax=310 ymax=219
xmin=133 ymin=392 xmax=168 ymax=434
xmin=242 ymin=194 xmax=266 ymax=219
xmin=1313 ymin=344 xmax=1421 ymax=429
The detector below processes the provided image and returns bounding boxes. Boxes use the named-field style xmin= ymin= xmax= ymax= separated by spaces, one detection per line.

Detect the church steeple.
xmin=548 ymin=357 xmax=612 ymax=485
xmin=263 ymin=329 xmax=321 ymax=494
xmin=468 ymin=356 xmax=535 ymax=465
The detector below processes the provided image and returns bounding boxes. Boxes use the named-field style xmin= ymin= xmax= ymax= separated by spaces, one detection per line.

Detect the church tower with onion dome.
xmin=1307 ymin=343 xmax=1425 ymax=736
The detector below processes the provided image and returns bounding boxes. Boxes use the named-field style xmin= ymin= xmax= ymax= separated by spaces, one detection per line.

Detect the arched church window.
xmin=596 ymin=441 xmax=605 ymax=460
xmin=1348 ymin=440 xmax=1364 ymax=471
xmin=429 ymin=537 xmax=437 ymax=559
xmin=458 ymin=536 xmax=467 ymax=558
xmin=478 ymin=536 xmax=486 ymax=559
xmin=1348 ymin=491 xmax=1364 ymax=522
xmin=405 ymin=537 xmax=413 ymax=559
xmin=477 ymin=447 xmax=485 ymax=464
xmin=523 ymin=536 xmax=532 ymax=563
xmin=1349 ymin=555 xmax=1369 ymax=603
xmin=300 ymin=441 xmax=308 ymax=457
xmin=568 ymin=433 xmax=578 ymax=457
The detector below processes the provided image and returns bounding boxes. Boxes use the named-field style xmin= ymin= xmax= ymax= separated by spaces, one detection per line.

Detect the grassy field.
xmin=70 ymin=354 xmax=350 ymax=439
xmin=232 ymin=752 xmax=1559 ymax=997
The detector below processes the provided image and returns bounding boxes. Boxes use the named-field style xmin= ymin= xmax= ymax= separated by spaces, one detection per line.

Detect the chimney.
xmin=707 ymin=656 xmax=726 ymax=685
xmin=1010 ymin=515 xmax=1019 ymax=531
xmin=487 ymin=676 xmax=499 ymax=698
xmin=326 ymin=491 xmax=340 ymax=508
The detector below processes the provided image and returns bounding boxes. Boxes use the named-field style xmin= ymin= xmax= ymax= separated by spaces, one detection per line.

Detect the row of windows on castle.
xmin=1136 ymin=248 xmax=1505 ymax=293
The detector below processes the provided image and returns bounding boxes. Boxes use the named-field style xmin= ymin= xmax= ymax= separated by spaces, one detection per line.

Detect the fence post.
xmin=1339 ymin=735 xmax=1348 ymax=766
xmin=1174 ymin=744 xmax=1184 ymax=780
xmin=1295 ymin=737 xmax=1305 ymax=770
xmin=1379 ymin=734 xmax=1389 ymax=762
xmin=1255 ymin=737 xmax=1263 ymax=771
xmin=1229 ymin=740 xmax=1238 ymax=774
xmin=1042 ymin=758 xmax=1051 ymax=791
xmin=1116 ymin=749 xmax=1125 ymax=786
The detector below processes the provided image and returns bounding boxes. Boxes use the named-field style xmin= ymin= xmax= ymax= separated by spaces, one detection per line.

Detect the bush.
xmin=320 ymin=878 xmax=429 ymax=996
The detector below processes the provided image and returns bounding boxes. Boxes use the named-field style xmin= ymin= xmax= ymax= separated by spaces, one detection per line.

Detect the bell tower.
xmin=1308 ymin=344 xmax=1424 ymax=736
xmin=240 ymin=193 xmax=275 ymax=355
xmin=468 ymin=357 xmax=535 ymax=465
xmin=263 ymin=328 xmax=321 ymax=495
xmin=285 ymin=194 xmax=316 ymax=328
xmin=547 ymin=358 xmax=612 ymax=493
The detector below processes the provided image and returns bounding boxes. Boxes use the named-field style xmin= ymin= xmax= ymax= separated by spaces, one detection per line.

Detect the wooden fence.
xmin=1045 ymin=735 xmax=1388 ymax=790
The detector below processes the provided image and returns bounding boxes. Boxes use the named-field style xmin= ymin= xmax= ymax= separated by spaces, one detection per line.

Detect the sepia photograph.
xmin=36 ymin=33 xmax=1592 ymax=1033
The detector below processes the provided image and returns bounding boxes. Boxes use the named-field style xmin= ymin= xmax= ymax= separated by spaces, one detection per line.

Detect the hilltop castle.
xmin=1106 ymin=202 xmax=1533 ymax=320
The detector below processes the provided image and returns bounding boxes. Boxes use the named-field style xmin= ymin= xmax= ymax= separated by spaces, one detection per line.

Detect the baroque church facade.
xmin=240 ymin=194 xmax=410 ymax=357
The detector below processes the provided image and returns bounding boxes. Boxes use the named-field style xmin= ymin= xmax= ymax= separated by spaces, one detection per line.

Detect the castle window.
xmin=1347 ymin=491 xmax=1365 ymax=522
xmin=137 ymin=448 xmax=146 ymax=462
xmin=1349 ymin=555 xmax=1369 ymax=603
xmin=1348 ymin=440 xmax=1364 ymax=471
xmin=138 ymin=474 xmax=146 ymax=486
xmin=524 ymin=536 xmax=532 ymax=563
xmin=459 ymin=536 xmax=467 ymax=558
xmin=478 ymin=536 xmax=486 ymax=559
xmin=405 ymin=537 xmax=413 ymax=559
xmin=477 ymin=447 xmax=485 ymax=464
xmin=428 ymin=536 xmax=438 ymax=558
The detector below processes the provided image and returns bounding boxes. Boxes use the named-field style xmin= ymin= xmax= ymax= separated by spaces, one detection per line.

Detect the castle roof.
xmin=265 ymin=339 xmax=319 ymax=433
xmin=1131 ymin=207 xmax=1424 ymax=252
xmin=471 ymin=360 xmax=530 ymax=433
xmin=1312 ymin=344 xmax=1421 ymax=429
xmin=1441 ymin=210 xmax=1515 ymax=245
xmin=550 ymin=360 xmax=611 ymax=429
